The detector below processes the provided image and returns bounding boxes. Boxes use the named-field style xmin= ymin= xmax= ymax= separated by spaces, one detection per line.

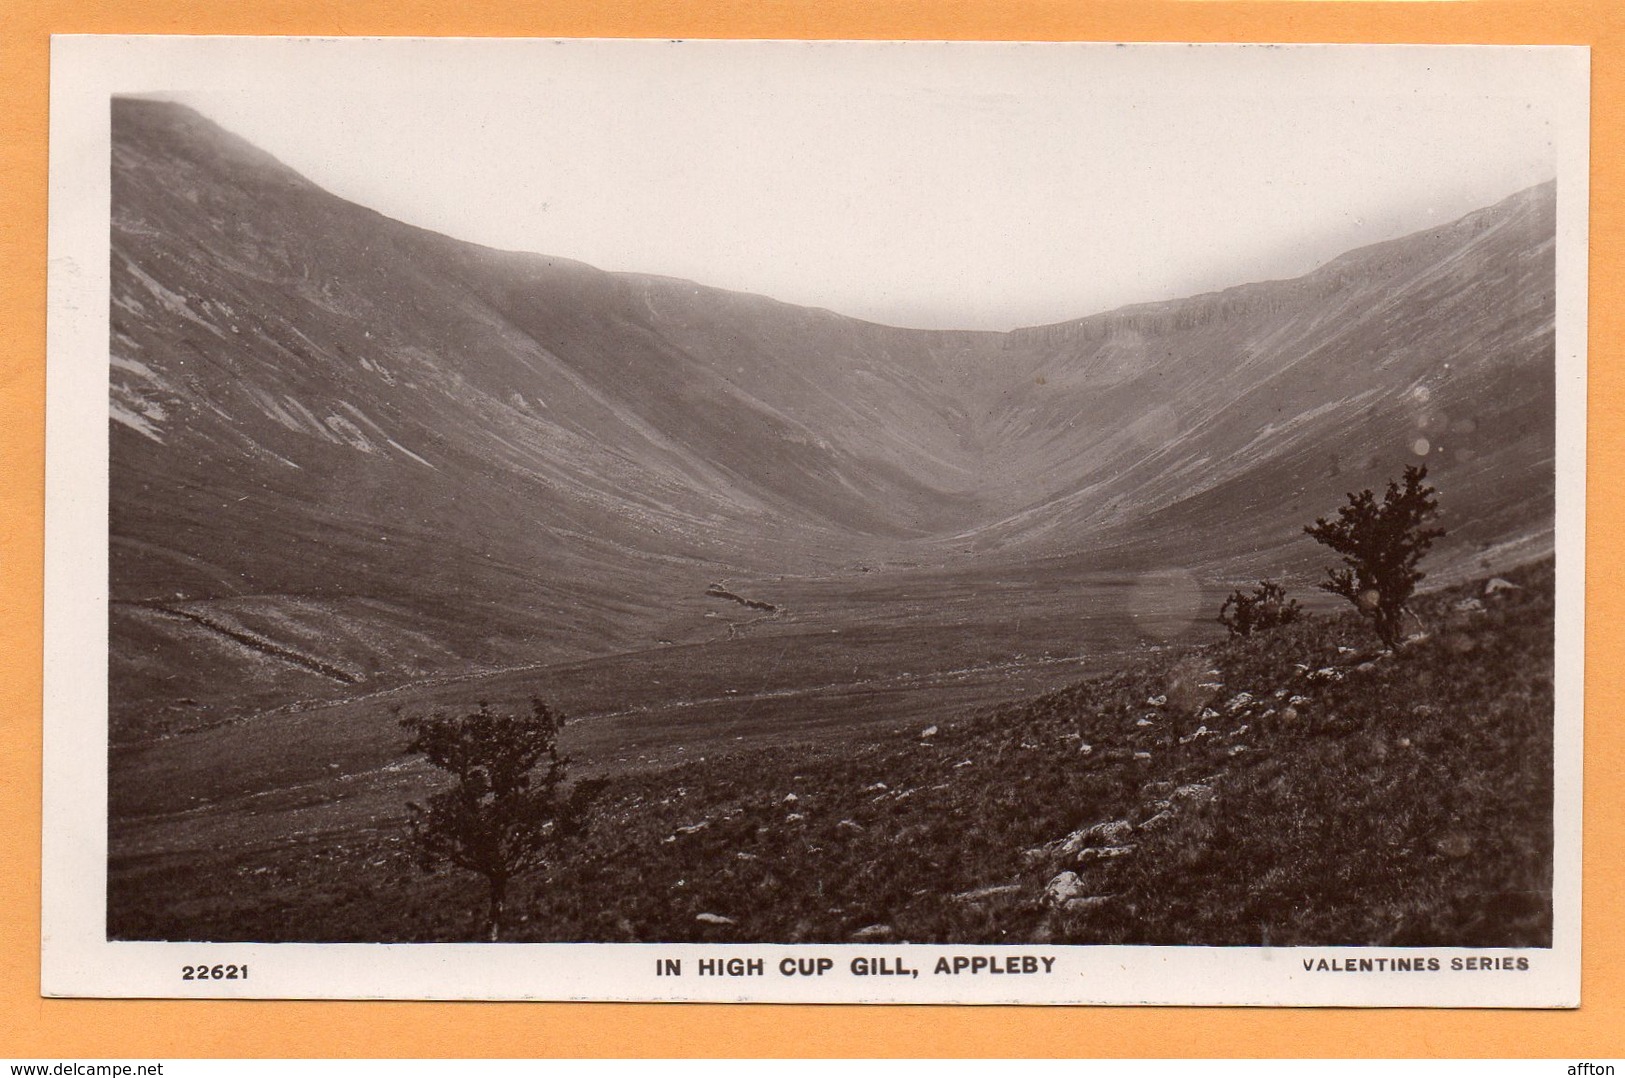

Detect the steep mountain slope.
xmin=963 ymin=183 xmax=1556 ymax=573
xmin=109 ymin=99 xmax=1002 ymax=733
xmin=108 ymin=98 xmax=1558 ymax=739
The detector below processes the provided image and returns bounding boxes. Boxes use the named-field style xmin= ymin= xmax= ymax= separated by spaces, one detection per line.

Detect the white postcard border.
xmin=43 ymin=35 xmax=1590 ymax=1006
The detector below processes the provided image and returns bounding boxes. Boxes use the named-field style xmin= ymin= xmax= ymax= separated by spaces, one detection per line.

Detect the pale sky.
xmin=101 ymin=38 xmax=1583 ymax=330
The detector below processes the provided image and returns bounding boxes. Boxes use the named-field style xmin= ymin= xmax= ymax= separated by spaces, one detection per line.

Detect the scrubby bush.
xmin=1217 ymin=579 xmax=1302 ymax=638
xmin=1304 ymin=464 xmax=1445 ymax=649
xmin=400 ymin=697 xmax=602 ymax=940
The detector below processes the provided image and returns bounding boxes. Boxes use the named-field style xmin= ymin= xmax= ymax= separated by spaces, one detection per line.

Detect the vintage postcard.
xmin=43 ymin=36 xmax=1587 ymax=1005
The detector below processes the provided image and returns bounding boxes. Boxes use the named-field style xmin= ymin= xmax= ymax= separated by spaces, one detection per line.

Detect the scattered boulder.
xmin=1454 ymin=597 xmax=1486 ymax=614
xmin=1225 ymin=692 xmax=1254 ymax=713
xmin=1044 ymin=871 xmax=1084 ymax=905
xmin=1136 ymin=716 xmax=1156 ymax=727
xmin=785 ymin=813 xmax=806 ymax=823
xmin=1146 ymin=694 xmax=1168 ymax=707
xmin=920 ymin=725 xmax=939 ymax=739
xmin=1075 ymin=845 xmax=1136 ymax=862
xmin=1133 ymin=751 xmax=1152 ymax=762
xmin=1086 ymin=819 xmax=1136 ymax=843
xmin=1308 ymin=667 xmax=1344 ymax=683
xmin=1138 ymin=810 xmax=1176 ymax=831
xmin=863 ymin=782 xmax=888 ymax=793
xmin=1079 ymin=742 xmax=1094 ymax=755
xmin=1228 ymin=745 xmax=1249 ymax=756
xmin=1172 ymin=783 xmax=1217 ymax=804
xmin=1177 ymin=725 xmax=1213 ymax=745
xmin=1021 ymin=843 xmax=1061 ymax=865
xmin=664 ymin=823 xmax=712 ymax=843
xmin=952 ymin=883 xmax=1022 ymax=904
xmin=696 ymin=913 xmax=736 ymax=926
xmin=1288 ymin=695 xmax=1311 ymax=706
xmin=851 ymin=924 xmax=895 ymax=940
xmin=783 ymin=793 xmax=799 ymax=804
xmin=1485 ymin=577 xmax=1521 ymax=595
xmin=837 ymin=819 xmax=865 ymax=832
xmin=1141 ymin=781 xmax=1176 ymax=799
xmin=1355 ymin=662 xmax=1377 ymax=674
xmin=1199 ymin=707 xmax=1220 ymax=721
xmin=1062 ymin=895 xmax=1113 ymax=913
xmin=1061 ymin=820 xmax=1134 ymax=853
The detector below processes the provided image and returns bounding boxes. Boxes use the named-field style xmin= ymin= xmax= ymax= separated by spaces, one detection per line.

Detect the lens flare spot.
xmin=1411 ymin=385 xmax=1432 ymax=403
xmin=1125 ymin=404 xmax=1181 ymax=452
xmin=1411 ymin=437 xmax=1431 ymax=456
xmin=1126 ymin=569 xmax=1203 ymax=640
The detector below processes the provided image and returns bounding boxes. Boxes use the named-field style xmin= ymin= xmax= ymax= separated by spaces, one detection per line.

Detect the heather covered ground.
xmin=110 ymin=559 xmax=1553 ymax=947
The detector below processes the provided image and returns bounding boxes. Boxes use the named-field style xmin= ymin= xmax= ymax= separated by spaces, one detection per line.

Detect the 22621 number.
xmin=182 ymin=964 xmax=247 ymax=980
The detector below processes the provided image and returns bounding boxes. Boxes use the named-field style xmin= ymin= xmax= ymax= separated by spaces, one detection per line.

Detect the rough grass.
xmin=109 ymin=560 xmax=1554 ymax=946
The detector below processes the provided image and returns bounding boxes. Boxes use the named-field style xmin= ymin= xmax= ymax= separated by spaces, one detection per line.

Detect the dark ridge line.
xmin=704 ymin=584 xmax=778 ymax=612
xmin=127 ymin=600 xmax=363 ymax=684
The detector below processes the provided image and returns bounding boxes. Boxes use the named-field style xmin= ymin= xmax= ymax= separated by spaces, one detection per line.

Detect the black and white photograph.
xmin=44 ymin=37 xmax=1587 ymax=1004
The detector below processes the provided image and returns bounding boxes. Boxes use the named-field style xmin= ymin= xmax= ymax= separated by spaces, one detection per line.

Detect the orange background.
xmin=2 ymin=0 xmax=1620 ymax=1059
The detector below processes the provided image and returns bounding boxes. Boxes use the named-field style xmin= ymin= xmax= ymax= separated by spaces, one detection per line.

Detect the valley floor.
xmin=108 ymin=560 xmax=1555 ymax=947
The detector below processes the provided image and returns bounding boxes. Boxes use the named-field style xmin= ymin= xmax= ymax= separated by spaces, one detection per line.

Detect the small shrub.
xmin=1218 ymin=579 xmax=1302 ymax=638
xmin=1304 ymin=465 xmax=1445 ymax=649
xmin=400 ymin=697 xmax=602 ymax=940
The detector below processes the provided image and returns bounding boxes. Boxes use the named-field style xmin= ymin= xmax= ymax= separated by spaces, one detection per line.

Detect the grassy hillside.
xmin=110 ymin=98 xmax=1557 ymax=737
xmin=110 ymin=559 xmax=1554 ymax=946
